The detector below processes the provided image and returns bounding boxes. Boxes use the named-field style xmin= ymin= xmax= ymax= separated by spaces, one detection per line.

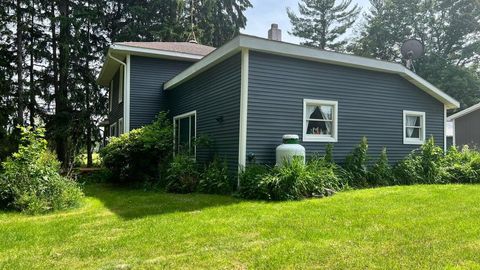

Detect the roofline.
xmin=447 ymin=102 xmax=480 ymax=121
xmin=96 ymin=44 xmax=206 ymax=86
xmin=164 ymin=34 xmax=460 ymax=109
xmin=111 ymin=44 xmax=207 ymax=60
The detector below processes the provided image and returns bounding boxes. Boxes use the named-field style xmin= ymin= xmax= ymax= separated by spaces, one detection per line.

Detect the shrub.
xmin=165 ymin=155 xmax=199 ymax=193
xmin=324 ymin=143 xmax=334 ymax=163
xmin=368 ymin=147 xmax=395 ymax=186
xmin=239 ymin=157 xmax=347 ymax=201
xmin=76 ymin=168 xmax=112 ymax=184
xmin=344 ymin=137 xmax=369 ymax=187
xmin=441 ymin=146 xmax=480 ymax=184
xmin=100 ymin=112 xmax=172 ymax=184
xmin=238 ymin=164 xmax=270 ymax=200
xmin=0 ymin=127 xmax=83 ymax=214
xmin=198 ymin=157 xmax=232 ymax=195
xmin=394 ymin=137 xmax=444 ymax=184
xmin=74 ymin=152 xmax=102 ymax=168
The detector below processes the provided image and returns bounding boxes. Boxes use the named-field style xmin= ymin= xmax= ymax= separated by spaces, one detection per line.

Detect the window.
xmin=303 ymin=99 xmax=338 ymax=142
xmin=403 ymin=110 xmax=426 ymax=144
xmin=173 ymin=111 xmax=196 ymax=157
xmin=118 ymin=66 xmax=124 ymax=103
xmin=109 ymin=80 xmax=113 ymax=112
xmin=118 ymin=118 xmax=124 ymax=135
xmin=109 ymin=122 xmax=117 ymax=138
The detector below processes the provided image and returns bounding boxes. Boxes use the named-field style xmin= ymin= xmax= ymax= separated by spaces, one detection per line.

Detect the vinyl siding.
xmin=454 ymin=109 xmax=480 ymax=149
xmin=130 ymin=56 xmax=193 ymax=130
xmin=108 ymin=68 xmax=123 ymax=135
xmin=167 ymin=54 xmax=241 ymax=176
xmin=247 ymin=51 xmax=445 ymax=165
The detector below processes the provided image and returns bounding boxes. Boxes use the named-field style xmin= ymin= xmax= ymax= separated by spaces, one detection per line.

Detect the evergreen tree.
xmin=287 ymin=0 xmax=360 ymax=50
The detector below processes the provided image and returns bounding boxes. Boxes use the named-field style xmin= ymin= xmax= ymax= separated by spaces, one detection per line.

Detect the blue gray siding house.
xmin=98 ymin=31 xmax=460 ymax=176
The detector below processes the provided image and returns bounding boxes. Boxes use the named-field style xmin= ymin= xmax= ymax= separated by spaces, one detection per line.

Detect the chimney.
xmin=268 ymin=23 xmax=282 ymax=41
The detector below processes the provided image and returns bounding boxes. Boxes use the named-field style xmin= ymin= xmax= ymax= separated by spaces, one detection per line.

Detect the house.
xmin=447 ymin=102 xmax=480 ymax=149
xmin=97 ymin=25 xmax=460 ymax=175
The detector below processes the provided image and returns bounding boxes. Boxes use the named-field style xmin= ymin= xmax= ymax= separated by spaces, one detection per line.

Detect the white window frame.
xmin=118 ymin=118 xmax=124 ymax=135
xmin=109 ymin=80 xmax=113 ymax=112
xmin=118 ymin=66 xmax=124 ymax=103
xmin=109 ymin=122 xmax=117 ymax=137
xmin=303 ymin=99 xmax=338 ymax=142
xmin=403 ymin=110 xmax=426 ymax=145
xmin=173 ymin=111 xmax=197 ymax=157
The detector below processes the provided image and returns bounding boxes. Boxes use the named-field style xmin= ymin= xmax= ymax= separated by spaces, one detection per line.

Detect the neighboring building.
xmin=447 ymin=102 xmax=480 ymax=149
xmin=97 ymin=25 xmax=460 ymax=176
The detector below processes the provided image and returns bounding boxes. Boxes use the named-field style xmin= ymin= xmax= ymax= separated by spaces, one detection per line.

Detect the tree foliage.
xmin=287 ymin=0 xmax=360 ymax=50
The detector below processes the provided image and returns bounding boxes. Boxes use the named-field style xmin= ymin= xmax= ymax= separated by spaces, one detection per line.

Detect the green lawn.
xmin=1 ymin=184 xmax=480 ymax=269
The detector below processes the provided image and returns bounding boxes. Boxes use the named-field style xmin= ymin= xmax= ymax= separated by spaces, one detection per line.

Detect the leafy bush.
xmin=239 ymin=157 xmax=347 ymax=201
xmin=100 ymin=112 xmax=172 ymax=184
xmin=344 ymin=137 xmax=369 ymax=187
xmin=238 ymin=164 xmax=270 ymax=200
xmin=441 ymin=146 xmax=480 ymax=184
xmin=165 ymin=155 xmax=199 ymax=193
xmin=368 ymin=147 xmax=395 ymax=186
xmin=324 ymin=143 xmax=334 ymax=163
xmin=76 ymin=168 xmax=112 ymax=184
xmin=395 ymin=137 xmax=444 ymax=184
xmin=198 ymin=158 xmax=232 ymax=195
xmin=0 ymin=127 xmax=83 ymax=214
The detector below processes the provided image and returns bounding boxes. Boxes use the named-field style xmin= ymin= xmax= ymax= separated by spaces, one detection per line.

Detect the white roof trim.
xmin=110 ymin=44 xmax=205 ymax=60
xmin=447 ymin=102 xmax=480 ymax=121
xmin=164 ymin=35 xmax=460 ymax=109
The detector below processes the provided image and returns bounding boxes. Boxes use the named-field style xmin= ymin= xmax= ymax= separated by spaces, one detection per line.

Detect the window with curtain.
xmin=118 ymin=66 xmax=124 ymax=103
xmin=174 ymin=111 xmax=196 ymax=157
xmin=303 ymin=99 xmax=338 ymax=142
xmin=403 ymin=110 xmax=425 ymax=144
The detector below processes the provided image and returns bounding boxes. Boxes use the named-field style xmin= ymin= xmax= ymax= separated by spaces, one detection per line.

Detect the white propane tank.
xmin=276 ymin=135 xmax=306 ymax=167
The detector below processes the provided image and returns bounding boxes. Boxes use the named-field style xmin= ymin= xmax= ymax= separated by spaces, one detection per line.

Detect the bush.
xmin=394 ymin=137 xmax=444 ymax=184
xmin=441 ymin=146 xmax=480 ymax=184
xmin=0 ymin=127 xmax=83 ymax=214
xmin=198 ymin=158 xmax=232 ymax=195
xmin=74 ymin=152 xmax=102 ymax=168
xmin=100 ymin=112 xmax=172 ymax=184
xmin=344 ymin=137 xmax=369 ymax=187
xmin=239 ymin=157 xmax=347 ymax=201
xmin=238 ymin=164 xmax=270 ymax=200
xmin=165 ymin=155 xmax=199 ymax=193
xmin=368 ymin=147 xmax=395 ymax=186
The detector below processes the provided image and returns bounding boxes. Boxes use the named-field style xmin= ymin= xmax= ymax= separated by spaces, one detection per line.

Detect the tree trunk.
xmin=28 ymin=0 xmax=35 ymax=127
xmin=86 ymin=2 xmax=93 ymax=167
xmin=16 ymin=0 xmax=24 ymax=126
xmin=56 ymin=0 xmax=70 ymax=165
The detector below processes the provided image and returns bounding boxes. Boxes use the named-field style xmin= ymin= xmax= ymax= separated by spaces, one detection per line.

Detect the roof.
xmin=96 ymin=42 xmax=215 ymax=86
xmin=115 ymin=42 xmax=216 ymax=57
xmin=447 ymin=102 xmax=480 ymax=121
xmin=164 ymin=34 xmax=460 ymax=109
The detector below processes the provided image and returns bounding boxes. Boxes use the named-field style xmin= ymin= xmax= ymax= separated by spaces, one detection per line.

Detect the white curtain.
xmin=406 ymin=116 xmax=418 ymax=137
xmin=320 ymin=106 xmax=332 ymax=134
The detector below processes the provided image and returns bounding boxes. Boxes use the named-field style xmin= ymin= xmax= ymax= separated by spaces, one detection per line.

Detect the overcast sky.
xmin=242 ymin=0 xmax=372 ymax=44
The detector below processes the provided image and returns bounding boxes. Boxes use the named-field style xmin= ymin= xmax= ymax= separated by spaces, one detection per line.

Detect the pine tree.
xmin=287 ymin=0 xmax=360 ymax=50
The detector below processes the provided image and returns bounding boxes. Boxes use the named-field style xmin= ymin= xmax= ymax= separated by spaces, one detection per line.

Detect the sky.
xmin=242 ymin=0 xmax=372 ymax=44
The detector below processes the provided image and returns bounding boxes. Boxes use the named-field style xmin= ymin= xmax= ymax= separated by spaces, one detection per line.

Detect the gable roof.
xmin=447 ymin=102 xmax=480 ymax=121
xmin=97 ymin=42 xmax=215 ymax=86
xmin=164 ymin=34 xmax=460 ymax=109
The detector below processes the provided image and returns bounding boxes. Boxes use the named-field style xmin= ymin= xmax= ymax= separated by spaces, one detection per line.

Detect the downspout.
xmin=107 ymin=52 xmax=129 ymax=133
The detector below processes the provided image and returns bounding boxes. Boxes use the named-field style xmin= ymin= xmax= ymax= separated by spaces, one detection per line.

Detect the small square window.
xmin=403 ymin=110 xmax=425 ymax=144
xmin=303 ymin=99 xmax=338 ymax=142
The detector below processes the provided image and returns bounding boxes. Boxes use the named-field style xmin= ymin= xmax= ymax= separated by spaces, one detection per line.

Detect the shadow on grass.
xmin=83 ymin=184 xmax=241 ymax=220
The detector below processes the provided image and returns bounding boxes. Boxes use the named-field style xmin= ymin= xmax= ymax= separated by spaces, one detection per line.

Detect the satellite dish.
xmin=401 ymin=39 xmax=424 ymax=70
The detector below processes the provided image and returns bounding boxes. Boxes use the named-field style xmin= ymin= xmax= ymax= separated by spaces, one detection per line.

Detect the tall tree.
xmin=287 ymin=0 xmax=360 ymax=50
xmin=350 ymin=0 xmax=480 ymax=108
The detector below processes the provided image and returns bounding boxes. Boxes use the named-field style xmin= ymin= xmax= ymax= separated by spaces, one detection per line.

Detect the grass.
xmin=1 ymin=184 xmax=480 ymax=269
